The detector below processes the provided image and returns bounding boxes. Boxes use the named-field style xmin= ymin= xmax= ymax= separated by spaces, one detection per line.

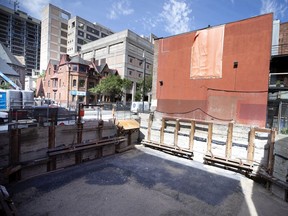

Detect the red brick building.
xmin=36 ymin=54 xmax=117 ymax=108
xmin=152 ymin=14 xmax=273 ymax=127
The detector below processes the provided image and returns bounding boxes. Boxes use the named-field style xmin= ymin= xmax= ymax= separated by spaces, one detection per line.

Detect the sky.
xmin=1 ymin=0 xmax=288 ymax=37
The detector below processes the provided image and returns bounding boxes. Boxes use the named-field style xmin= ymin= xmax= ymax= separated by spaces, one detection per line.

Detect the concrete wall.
xmin=153 ymin=14 xmax=273 ymax=127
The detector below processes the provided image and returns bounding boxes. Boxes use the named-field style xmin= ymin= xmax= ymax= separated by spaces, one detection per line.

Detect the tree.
xmin=89 ymin=75 xmax=132 ymax=102
xmin=135 ymin=74 xmax=153 ymax=101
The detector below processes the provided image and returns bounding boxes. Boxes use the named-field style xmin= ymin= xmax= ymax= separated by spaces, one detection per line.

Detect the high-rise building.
xmin=40 ymin=4 xmax=114 ymax=73
xmin=40 ymin=4 xmax=71 ymax=73
xmin=67 ymin=16 xmax=114 ymax=55
xmin=0 ymin=4 xmax=41 ymax=74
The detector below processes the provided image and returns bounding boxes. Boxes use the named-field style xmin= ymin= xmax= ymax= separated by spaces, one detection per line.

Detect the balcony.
xmin=271 ymin=44 xmax=288 ymax=56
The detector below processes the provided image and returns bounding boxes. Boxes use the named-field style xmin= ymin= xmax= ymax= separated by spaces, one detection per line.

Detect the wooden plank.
xmin=204 ymin=155 xmax=253 ymax=171
xmin=142 ymin=141 xmax=193 ymax=158
xmin=174 ymin=119 xmax=179 ymax=148
xmin=207 ymin=123 xmax=213 ymax=153
xmin=268 ymin=129 xmax=276 ymax=175
xmin=160 ymin=118 xmax=165 ymax=144
xmin=247 ymin=128 xmax=255 ymax=165
xmin=189 ymin=120 xmax=195 ymax=151
xmin=147 ymin=114 xmax=152 ymax=142
xmin=76 ymin=123 xmax=83 ymax=164
xmin=48 ymin=125 xmax=56 ymax=171
xmin=225 ymin=123 xmax=233 ymax=159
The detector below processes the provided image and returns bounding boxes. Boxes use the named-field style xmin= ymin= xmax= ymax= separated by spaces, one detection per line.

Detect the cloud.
xmin=108 ymin=0 xmax=134 ymax=19
xmin=21 ymin=0 xmax=50 ymax=19
xmin=160 ymin=0 xmax=192 ymax=35
xmin=260 ymin=0 xmax=287 ymax=19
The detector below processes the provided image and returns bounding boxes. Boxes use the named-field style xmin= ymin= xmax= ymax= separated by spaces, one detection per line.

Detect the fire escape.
xmin=267 ymin=44 xmax=288 ymax=133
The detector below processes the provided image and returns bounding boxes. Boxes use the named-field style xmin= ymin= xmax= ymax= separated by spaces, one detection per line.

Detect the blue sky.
xmin=1 ymin=0 xmax=288 ymax=37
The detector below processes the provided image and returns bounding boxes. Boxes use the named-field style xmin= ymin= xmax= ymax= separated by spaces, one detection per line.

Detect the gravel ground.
xmin=6 ymin=145 xmax=288 ymax=216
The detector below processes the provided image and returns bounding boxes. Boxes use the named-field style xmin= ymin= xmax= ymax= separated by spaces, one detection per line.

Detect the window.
xmin=129 ymin=56 xmax=134 ymax=63
xmin=101 ymin=33 xmax=107 ymax=37
xmin=86 ymin=33 xmax=97 ymax=41
xmin=48 ymin=80 xmax=50 ymax=87
xmin=61 ymin=23 xmax=68 ymax=30
xmin=79 ymin=80 xmax=85 ymax=87
xmin=59 ymin=79 xmax=61 ymax=87
xmin=72 ymin=21 xmax=75 ymax=28
xmin=139 ymin=74 xmax=142 ymax=78
xmin=73 ymin=79 xmax=77 ymax=87
xmin=89 ymin=82 xmax=95 ymax=88
xmin=78 ymin=22 xmax=84 ymax=29
xmin=100 ymin=58 xmax=106 ymax=64
xmin=77 ymin=38 xmax=84 ymax=45
xmin=78 ymin=96 xmax=84 ymax=102
xmin=87 ymin=26 xmax=99 ymax=35
xmin=60 ymin=38 xmax=67 ymax=45
xmin=61 ymin=31 xmax=67 ymax=37
xmin=78 ymin=30 xmax=84 ymax=37
xmin=72 ymin=95 xmax=76 ymax=102
xmin=72 ymin=65 xmax=77 ymax=71
xmin=77 ymin=46 xmax=81 ymax=51
xmin=79 ymin=65 xmax=87 ymax=72
xmin=48 ymin=68 xmax=51 ymax=75
xmin=60 ymin=46 xmax=67 ymax=53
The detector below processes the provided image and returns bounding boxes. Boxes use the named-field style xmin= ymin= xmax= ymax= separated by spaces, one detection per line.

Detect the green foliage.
xmin=89 ymin=75 xmax=132 ymax=101
xmin=281 ymin=127 xmax=288 ymax=134
xmin=135 ymin=74 xmax=153 ymax=101
xmin=0 ymin=82 xmax=10 ymax=89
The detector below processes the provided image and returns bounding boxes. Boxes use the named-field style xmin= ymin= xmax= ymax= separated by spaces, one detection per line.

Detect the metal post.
xmin=142 ymin=53 xmax=146 ymax=113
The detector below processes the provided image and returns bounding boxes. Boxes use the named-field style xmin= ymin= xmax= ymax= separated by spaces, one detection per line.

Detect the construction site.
xmin=1 ymin=13 xmax=288 ymax=216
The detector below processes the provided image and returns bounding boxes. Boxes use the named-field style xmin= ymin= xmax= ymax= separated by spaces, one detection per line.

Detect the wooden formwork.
xmin=0 ymin=120 xmax=126 ymax=184
xmin=141 ymin=115 xmax=277 ymax=174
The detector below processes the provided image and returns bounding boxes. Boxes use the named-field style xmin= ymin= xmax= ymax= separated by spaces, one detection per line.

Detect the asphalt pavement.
xmin=6 ymin=145 xmax=288 ymax=216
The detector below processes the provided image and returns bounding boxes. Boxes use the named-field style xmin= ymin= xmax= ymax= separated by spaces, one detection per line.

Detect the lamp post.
xmin=142 ymin=52 xmax=146 ymax=113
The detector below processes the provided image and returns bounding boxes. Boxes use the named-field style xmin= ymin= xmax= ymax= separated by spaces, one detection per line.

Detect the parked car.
xmin=0 ymin=111 xmax=8 ymax=124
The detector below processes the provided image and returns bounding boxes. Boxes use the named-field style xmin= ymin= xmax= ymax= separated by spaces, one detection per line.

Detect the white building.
xmin=40 ymin=4 xmax=71 ymax=73
xmin=40 ymin=4 xmax=114 ymax=73
xmin=79 ymin=30 xmax=155 ymax=102
xmin=67 ymin=16 xmax=114 ymax=55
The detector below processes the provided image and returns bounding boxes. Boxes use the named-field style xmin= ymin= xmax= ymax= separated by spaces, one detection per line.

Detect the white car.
xmin=0 ymin=111 xmax=8 ymax=124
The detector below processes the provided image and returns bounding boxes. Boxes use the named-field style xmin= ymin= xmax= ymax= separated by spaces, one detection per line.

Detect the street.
xmin=7 ymin=145 xmax=288 ymax=216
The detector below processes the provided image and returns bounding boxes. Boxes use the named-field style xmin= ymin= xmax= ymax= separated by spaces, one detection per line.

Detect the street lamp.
xmin=142 ymin=52 xmax=146 ymax=113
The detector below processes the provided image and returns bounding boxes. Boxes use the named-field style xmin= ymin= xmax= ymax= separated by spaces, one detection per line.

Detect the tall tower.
xmin=0 ymin=4 xmax=41 ymax=74
xmin=40 ymin=4 xmax=71 ymax=72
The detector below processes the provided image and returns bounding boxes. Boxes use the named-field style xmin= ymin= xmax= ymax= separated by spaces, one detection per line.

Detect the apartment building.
xmin=40 ymin=4 xmax=71 ymax=73
xmin=36 ymin=54 xmax=119 ymax=107
xmin=0 ymin=5 xmax=41 ymax=74
xmin=40 ymin=4 xmax=114 ymax=73
xmin=67 ymin=16 xmax=114 ymax=55
xmin=80 ymin=30 xmax=155 ymax=102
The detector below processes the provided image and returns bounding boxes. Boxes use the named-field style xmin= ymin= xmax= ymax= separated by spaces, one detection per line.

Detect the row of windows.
xmin=78 ymin=30 xmax=99 ymax=41
xmin=128 ymin=56 xmax=151 ymax=70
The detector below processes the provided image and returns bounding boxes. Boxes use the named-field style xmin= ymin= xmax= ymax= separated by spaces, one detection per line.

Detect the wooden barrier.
xmin=141 ymin=115 xmax=276 ymax=175
xmin=0 ymin=121 xmax=125 ymax=184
